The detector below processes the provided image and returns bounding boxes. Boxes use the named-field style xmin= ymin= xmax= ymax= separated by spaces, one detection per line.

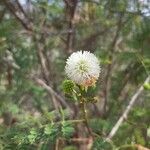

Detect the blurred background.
xmin=0 ymin=0 xmax=150 ymax=149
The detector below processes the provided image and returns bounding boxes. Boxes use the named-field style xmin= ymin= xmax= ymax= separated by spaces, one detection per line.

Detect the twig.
xmin=36 ymin=41 xmax=50 ymax=84
xmin=125 ymin=119 xmax=147 ymax=130
xmin=15 ymin=0 xmax=30 ymax=21
xmin=81 ymin=28 xmax=108 ymax=50
xmin=2 ymin=0 xmax=32 ymax=31
xmin=80 ymin=99 xmax=93 ymax=137
xmin=0 ymin=8 xmax=6 ymax=22
xmin=106 ymin=76 xmax=150 ymax=141
xmin=79 ymin=0 xmax=101 ymax=5
xmin=69 ymin=137 xmax=93 ymax=150
xmin=55 ymin=138 xmax=63 ymax=150
xmin=33 ymin=78 xmax=73 ymax=114
xmin=64 ymin=0 xmax=78 ymax=54
xmin=116 ymin=144 xmax=150 ymax=150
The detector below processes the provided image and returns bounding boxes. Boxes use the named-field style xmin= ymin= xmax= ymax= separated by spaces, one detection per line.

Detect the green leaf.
xmin=44 ymin=123 xmax=58 ymax=137
xmin=27 ymin=128 xmax=38 ymax=144
xmin=61 ymin=122 xmax=75 ymax=138
xmin=144 ymin=83 xmax=150 ymax=90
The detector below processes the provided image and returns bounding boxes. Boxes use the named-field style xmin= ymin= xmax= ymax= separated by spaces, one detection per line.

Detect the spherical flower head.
xmin=65 ymin=51 xmax=100 ymax=87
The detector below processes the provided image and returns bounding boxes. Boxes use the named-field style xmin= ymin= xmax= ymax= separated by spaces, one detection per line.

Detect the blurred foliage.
xmin=0 ymin=0 xmax=150 ymax=149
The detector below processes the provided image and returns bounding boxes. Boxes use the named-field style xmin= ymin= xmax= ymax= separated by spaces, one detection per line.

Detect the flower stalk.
xmin=80 ymin=97 xmax=93 ymax=137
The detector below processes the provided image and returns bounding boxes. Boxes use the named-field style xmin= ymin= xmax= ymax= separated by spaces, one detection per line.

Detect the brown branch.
xmin=15 ymin=0 xmax=30 ymax=21
xmin=33 ymin=78 xmax=73 ymax=114
xmin=4 ymin=0 xmax=58 ymax=107
xmin=106 ymin=76 xmax=150 ymax=141
xmin=81 ymin=28 xmax=108 ymax=51
xmin=2 ymin=0 xmax=32 ymax=31
xmin=117 ymin=73 xmax=130 ymax=101
xmin=32 ymin=32 xmax=54 ymax=86
xmin=56 ymin=137 xmax=93 ymax=150
xmin=79 ymin=0 xmax=101 ymax=5
xmin=118 ymin=62 xmax=141 ymax=101
xmin=36 ymin=41 xmax=50 ymax=84
xmin=71 ymin=137 xmax=93 ymax=150
xmin=117 ymin=144 xmax=150 ymax=150
xmin=0 ymin=8 xmax=6 ymax=22
xmin=3 ymin=0 xmax=65 ymax=111
xmin=39 ymin=24 xmax=54 ymax=85
xmin=103 ymin=13 xmax=124 ymax=116
xmin=32 ymin=37 xmax=59 ymax=110
xmin=64 ymin=0 xmax=78 ymax=54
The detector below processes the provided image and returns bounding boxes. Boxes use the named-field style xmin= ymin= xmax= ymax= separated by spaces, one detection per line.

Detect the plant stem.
xmin=116 ymin=144 xmax=136 ymax=150
xmin=80 ymin=99 xmax=93 ymax=137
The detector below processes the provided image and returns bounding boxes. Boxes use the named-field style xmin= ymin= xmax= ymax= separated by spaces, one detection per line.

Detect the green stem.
xmin=80 ymin=99 xmax=93 ymax=137
xmin=116 ymin=144 xmax=137 ymax=150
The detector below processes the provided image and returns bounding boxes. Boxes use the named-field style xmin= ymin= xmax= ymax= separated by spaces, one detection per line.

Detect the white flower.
xmin=65 ymin=51 xmax=100 ymax=87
